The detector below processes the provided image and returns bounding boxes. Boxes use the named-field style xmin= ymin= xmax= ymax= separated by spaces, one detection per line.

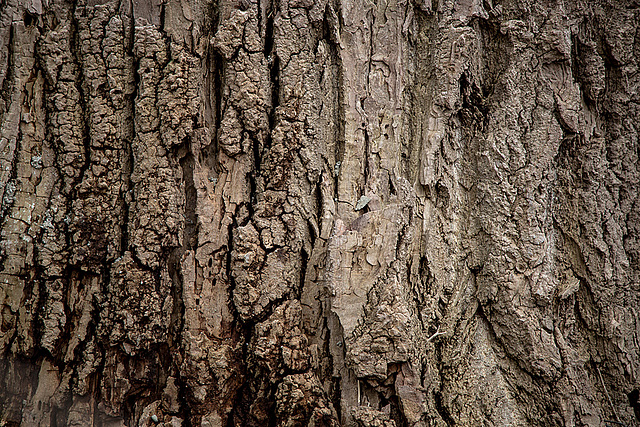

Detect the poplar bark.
xmin=1 ymin=0 xmax=639 ymax=425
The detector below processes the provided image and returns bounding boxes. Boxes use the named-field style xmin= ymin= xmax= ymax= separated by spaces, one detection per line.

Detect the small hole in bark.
xmin=23 ymin=12 xmax=35 ymax=26
xmin=435 ymin=181 xmax=449 ymax=208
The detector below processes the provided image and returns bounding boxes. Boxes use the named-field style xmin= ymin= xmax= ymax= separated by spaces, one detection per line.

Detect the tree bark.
xmin=1 ymin=0 xmax=639 ymax=425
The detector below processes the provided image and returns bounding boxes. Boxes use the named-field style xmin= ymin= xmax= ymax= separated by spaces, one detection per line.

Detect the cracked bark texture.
xmin=1 ymin=0 xmax=640 ymax=425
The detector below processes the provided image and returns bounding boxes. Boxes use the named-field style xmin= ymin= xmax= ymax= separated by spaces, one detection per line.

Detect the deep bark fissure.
xmin=433 ymin=384 xmax=454 ymax=426
xmin=362 ymin=124 xmax=370 ymax=195
xmin=68 ymin=8 xmax=91 ymax=201
xmin=211 ymin=51 xmax=223 ymax=166
xmin=0 ymin=21 xmax=15 ymax=123
xmin=119 ymin=5 xmax=136 ymax=257
xmin=167 ymin=249 xmax=185 ymax=347
xmin=180 ymin=140 xmax=198 ymax=250
xmin=266 ymin=2 xmax=278 ymax=136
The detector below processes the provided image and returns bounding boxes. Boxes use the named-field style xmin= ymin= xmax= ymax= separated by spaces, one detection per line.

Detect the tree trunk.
xmin=1 ymin=0 xmax=639 ymax=425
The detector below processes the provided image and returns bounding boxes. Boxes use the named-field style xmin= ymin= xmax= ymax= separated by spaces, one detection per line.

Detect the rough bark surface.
xmin=1 ymin=0 xmax=639 ymax=425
